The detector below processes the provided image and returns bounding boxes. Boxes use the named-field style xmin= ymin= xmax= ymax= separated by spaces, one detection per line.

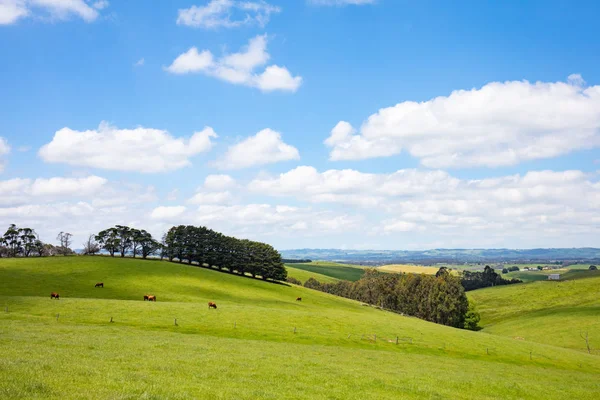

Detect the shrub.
xmin=590 ymin=265 xmax=598 ymax=271
xmin=286 ymin=276 xmax=302 ymax=285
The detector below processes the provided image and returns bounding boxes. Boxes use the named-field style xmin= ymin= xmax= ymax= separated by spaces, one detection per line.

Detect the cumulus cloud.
xmin=0 ymin=137 xmax=10 ymax=172
xmin=150 ymin=206 xmax=187 ymax=220
xmin=188 ymin=191 xmax=234 ymax=205
xmin=0 ymin=0 xmax=107 ymax=24
xmin=248 ymin=165 xmax=600 ymax=243
xmin=177 ymin=0 xmax=280 ymax=29
xmin=38 ymin=121 xmax=217 ymax=173
xmin=203 ymin=174 xmax=236 ymax=191
xmin=166 ymin=34 xmax=302 ymax=92
xmin=326 ymin=75 xmax=600 ymax=168
xmin=215 ymin=129 xmax=300 ymax=170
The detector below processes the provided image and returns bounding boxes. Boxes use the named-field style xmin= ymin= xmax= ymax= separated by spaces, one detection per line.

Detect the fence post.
xmin=174 ymin=318 xmax=178 ymax=326
xmin=529 ymin=351 xmax=532 ymax=360
xmin=56 ymin=313 xmax=59 ymax=321
xmin=396 ymin=336 xmax=398 ymax=345
xmin=486 ymin=348 xmax=489 ymax=355
xmin=110 ymin=317 xmax=113 ymax=323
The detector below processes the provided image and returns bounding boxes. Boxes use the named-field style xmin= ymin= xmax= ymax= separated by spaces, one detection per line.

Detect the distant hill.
xmin=280 ymin=248 xmax=600 ymax=265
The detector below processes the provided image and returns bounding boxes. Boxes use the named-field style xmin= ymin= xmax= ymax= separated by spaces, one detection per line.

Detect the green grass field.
xmin=284 ymin=265 xmax=340 ymax=284
xmin=1 ymin=257 xmax=599 ymax=399
xmin=285 ymin=261 xmax=366 ymax=281
xmin=469 ymin=272 xmax=600 ymax=353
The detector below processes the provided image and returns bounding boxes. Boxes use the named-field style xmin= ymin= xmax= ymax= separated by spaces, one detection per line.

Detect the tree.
xmin=464 ymin=301 xmax=481 ymax=331
xmin=590 ymin=265 xmax=597 ymax=271
xmin=136 ymin=230 xmax=159 ymax=259
xmin=56 ymin=231 xmax=73 ymax=256
xmin=82 ymin=234 xmax=101 ymax=255
xmin=115 ymin=225 xmax=132 ymax=257
xmin=501 ymin=268 xmax=509 ymax=274
xmin=20 ymin=228 xmax=38 ymax=257
xmin=3 ymin=224 xmax=23 ymax=257
xmin=436 ymin=267 xmax=450 ymax=278
xmin=96 ymin=228 xmax=119 ymax=257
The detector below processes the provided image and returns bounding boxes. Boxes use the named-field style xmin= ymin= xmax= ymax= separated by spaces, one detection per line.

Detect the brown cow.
xmin=50 ymin=292 xmax=60 ymax=299
xmin=296 ymin=297 xmax=302 ymax=301
xmin=95 ymin=282 xmax=104 ymax=288
xmin=143 ymin=295 xmax=149 ymax=301
xmin=208 ymin=302 xmax=217 ymax=309
xmin=147 ymin=295 xmax=156 ymax=302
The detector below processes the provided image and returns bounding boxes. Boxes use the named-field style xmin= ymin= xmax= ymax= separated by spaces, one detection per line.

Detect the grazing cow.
xmin=50 ymin=292 xmax=60 ymax=299
xmin=296 ymin=297 xmax=302 ymax=301
xmin=147 ymin=295 xmax=156 ymax=302
xmin=208 ymin=302 xmax=217 ymax=309
xmin=143 ymin=295 xmax=149 ymax=301
xmin=95 ymin=282 xmax=104 ymax=288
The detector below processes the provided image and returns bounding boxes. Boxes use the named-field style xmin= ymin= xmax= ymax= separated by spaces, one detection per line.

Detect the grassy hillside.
xmin=285 ymin=265 xmax=340 ymax=284
xmin=1 ymin=257 xmax=599 ymax=399
xmin=469 ymin=272 xmax=600 ymax=353
xmin=504 ymin=265 xmax=597 ymax=282
xmin=286 ymin=261 xmax=366 ymax=281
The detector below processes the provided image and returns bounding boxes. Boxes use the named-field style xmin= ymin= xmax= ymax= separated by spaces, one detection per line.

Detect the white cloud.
xmin=39 ymin=121 xmax=217 ymax=173
xmin=166 ymin=34 xmax=302 ymax=92
xmin=308 ymin=0 xmax=376 ymax=5
xmin=134 ymin=58 xmax=145 ymax=67
xmin=150 ymin=206 xmax=186 ymax=220
xmin=247 ymin=165 xmax=600 ymax=244
xmin=216 ymin=128 xmax=300 ymax=170
xmin=177 ymin=0 xmax=280 ymax=29
xmin=203 ymin=174 xmax=236 ymax=190
xmin=0 ymin=137 xmax=10 ymax=172
xmin=29 ymin=176 xmax=107 ymax=197
xmin=188 ymin=191 xmax=233 ymax=205
xmin=326 ymin=75 xmax=600 ymax=168
xmin=0 ymin=0 xmax=107 ymax=24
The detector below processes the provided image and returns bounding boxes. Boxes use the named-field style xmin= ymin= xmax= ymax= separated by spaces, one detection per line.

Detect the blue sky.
xmin=1 ymin=0 xmax=599 ymax=250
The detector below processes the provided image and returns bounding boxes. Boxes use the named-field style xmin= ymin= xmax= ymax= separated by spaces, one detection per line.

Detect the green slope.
xmin=286 ymin=261 xmax=366 ymax=281
xmin=1 ymin=257 xmax=599 ymax=399
xmin=285 ymin=265 xmax=340 ymax=284
xmin=469 ymin=272 xmax=600 ymax=353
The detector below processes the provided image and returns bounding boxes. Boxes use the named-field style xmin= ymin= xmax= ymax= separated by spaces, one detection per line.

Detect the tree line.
xmin=292 ymin=267 xmax=479 ymax=330
xmin=460 ymin=266 xmax=522 ymax=291
xmin=90 ymin=224 xmax=287 ymax=282
xmin=0 ymin=224 xmax=74 ymax=257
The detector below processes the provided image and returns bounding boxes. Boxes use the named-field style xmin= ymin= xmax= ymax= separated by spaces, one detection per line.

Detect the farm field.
xmin=285 ymin=261 xmax=366 ymax=281
xmin=469 ymin=272 xmax=600 ymax=353
xmin=284 ymin=265 xmax=340 ymax=284
xmin=377 ymin=264 xmax=458 ymax=275
xmin=1 ymin=257 xmax=599 ymax=399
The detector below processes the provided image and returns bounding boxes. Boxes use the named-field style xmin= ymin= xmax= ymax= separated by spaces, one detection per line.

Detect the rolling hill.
xmin=284 ymin=261 xmax=366 ymax=281
xmin=1 ymin=256 xmax=599 ymax=399
xmin=468 ymin=271 xmax=600 ymax=353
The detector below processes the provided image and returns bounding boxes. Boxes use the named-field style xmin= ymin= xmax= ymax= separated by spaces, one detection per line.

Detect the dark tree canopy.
xmin=303 ymin=269 xmax=473 ymax=329
xmin=162 ymin=225 xmax=286 ymax=281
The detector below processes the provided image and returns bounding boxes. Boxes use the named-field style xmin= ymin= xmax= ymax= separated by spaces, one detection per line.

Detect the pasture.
xmin=469 ymin=272 xmax=600 ymax=353
xmin=284 ymin=265 xmax=340 ymax=284
xmin=285 ymin=261 xmax=366 ymax=281
xmin=377 ymin=264 xmax=458 ymax=275
xmin=1 ymin=257 xmax=599 ymax=399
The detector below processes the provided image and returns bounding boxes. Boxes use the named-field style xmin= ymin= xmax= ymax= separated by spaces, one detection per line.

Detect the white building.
xmin=548 ymin=274 xmax=560 ymax=281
